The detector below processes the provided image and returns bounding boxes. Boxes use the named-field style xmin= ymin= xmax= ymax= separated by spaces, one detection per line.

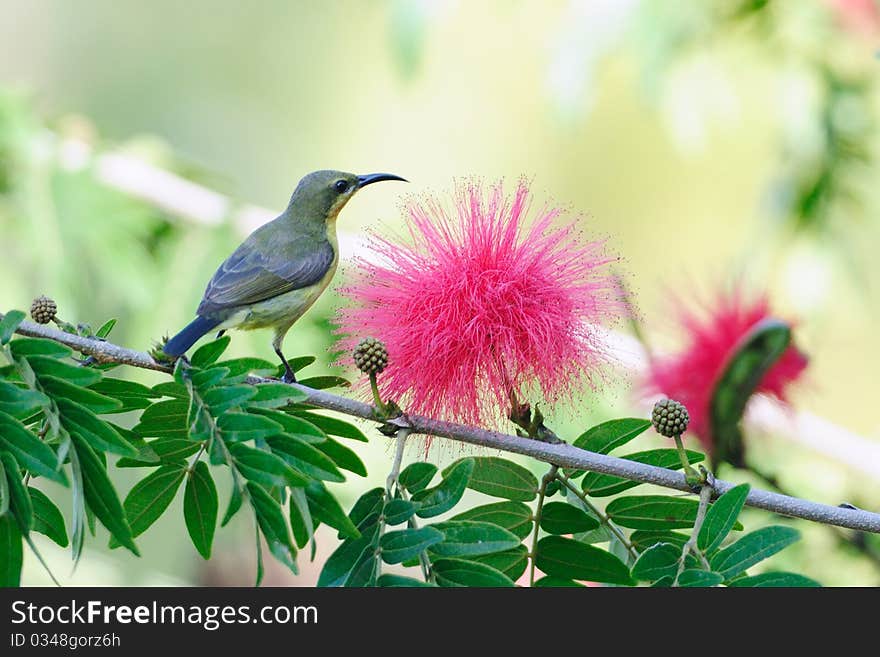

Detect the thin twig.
xmin=529 ymin=465 xmax=558 ymax=586
xmin=5 ymin=313 xmax=880 ymax=535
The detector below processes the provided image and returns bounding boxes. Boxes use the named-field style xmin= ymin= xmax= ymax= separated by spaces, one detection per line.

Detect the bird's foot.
xmin=281 ymin=368 xmax=297 ymax=384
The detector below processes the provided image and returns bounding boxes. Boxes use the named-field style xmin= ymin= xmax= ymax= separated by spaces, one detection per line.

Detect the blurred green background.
xmin=1 ymin=0 xmax=878 ymax=585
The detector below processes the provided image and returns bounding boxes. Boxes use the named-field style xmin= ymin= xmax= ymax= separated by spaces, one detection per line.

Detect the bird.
xmin=162 ymin=169 xmax=406 ymax=382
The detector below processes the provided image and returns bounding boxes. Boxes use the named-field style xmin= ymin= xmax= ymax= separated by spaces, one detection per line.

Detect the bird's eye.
xmin=334 ymin=180 xmax=349 ymax=193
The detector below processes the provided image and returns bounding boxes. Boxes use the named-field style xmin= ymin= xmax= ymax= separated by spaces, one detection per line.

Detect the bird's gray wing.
xmin=197 ymin=239 xmax=335 ymax=317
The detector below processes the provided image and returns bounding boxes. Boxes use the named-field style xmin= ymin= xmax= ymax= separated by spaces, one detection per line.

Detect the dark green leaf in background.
xmin=539 ymin=502 xmax=600 ymax=534
xmin=28 ymin=487 xmax=68 ymax=547
xmin=398 ymin=462 xmax=437 ymax=494
xmin=698 ymin=483 xmax=750 ymax=554
xmin=190 ymin=336 xmax=231 ymax=368
xmin=445 ymin=456 xmax=537 ymax=501
xmin=247 ymin=482 xmax=297 ymax=573
xmin=535 ymin=536 xmax=633 ymax=585
xmin=727 ymin=571 xmax=820 ymax=587
xmin=630 ymin=542 xmax=681 ymax=582
xmin=631 ymin=530 xmax=690 ymax=552
xmin=8 ymin=337 xmax=71 ymax=359
xmin=122 ymin=464 xmax=185 ymax=541
xmin=432 ymin=558 xmax=515 ymax=587
xmin=184 ymin=461 xmax=218 ymax=559
xmin=267 ymin=434 xmax=344 ymax=483
xmin=469 ymin=544 xmax=528 ymax=581
xmin=1 ymin=451 xmax=33 ymax=532
xmin=380 ymin=526 xmax=444 ymax=564
xmin=581 ymin=449 xmax=703 ymax=497
xmin=428 ymin=520 xmax=520 ymax=558
xmin=27 ymin=355 xmax=101 ymax=387
xmin=229 ymin=443 xmax=309 ymax=489
xmin=606 ymin=495 xmax=736 ymax=530
xmin=294 ymin=411 xmax=368 ymax=442
xmin=450 ymin=501 xmax=533 ymax=540
xmin=69 ymin=432 xmax=138 ymax=555
xmin=383 ymin=498 xmax=416 ymax=526
xmin=306 ymin=481 xmax=360 ymax=539
xmin=40 ymin=376 xmax=122 ymax=414
xmin=0 ymin=514 xmax=22 ymax=586
xmin=313 ymin=436 xmax=366 ymax=477
xmin=58 ymin=398 xmax=137 ymax=457
xmin=413 ymin=458 xmax=474 ymax=518
xmin=710 ymin=526 xmax=800 ymax=580
xmin=0 ymin=411 xmax=67 ymax=484
xmin=677 ymin=569 xmax=723 ymax=587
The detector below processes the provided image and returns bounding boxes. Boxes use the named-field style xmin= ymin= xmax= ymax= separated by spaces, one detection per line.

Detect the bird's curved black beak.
xmin=356 ymin=173 xmax=408 ymax=188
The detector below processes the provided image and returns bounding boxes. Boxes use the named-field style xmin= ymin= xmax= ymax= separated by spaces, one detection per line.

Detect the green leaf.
xmin=534 ymin=576 xmax=585 ymax=587
xmin=40 ymin=376 xmax=122 ymax=414
xmin=678 ymin=569 xmax=724 ymax=587
xmin=184 ymin=462 xmax=218 ymax=559
xmin=134 ymin=399 xmax=188 ymax=438
xmin=0 ymin=381 xmax=49 ymax=417
xmin=214 ymin=357 xmax=278 ymax=382
xmin=1 ymin=452 xmax=33 ymax=532
xmin=539 ymin=502 xmax=600 ymax=534
xmin=469 ymin=544 xmax=528 ymax=581
xmin=698 ymin=483 xmax=750 ymax=554
xmin=0 ymin=411 xmax=67 ymax=484
xmin=0 ymin=514 xmax=22 ymax=585
xmin=190 ymin=367 xmax=230 ymax=389
xmin=69 ymin=432 xmax=138 ymax=555
xmin=247 ymin=409 xmax=325 ymax=443
xmin=8 ymin=337 xmax=71 ymax=358
xmin=294 ymin=411 xmax=368 ymax=442
xmin=380 ymin=526 xmax=444 ymax=564
xmin=432 ymin=558 xmax=515 ymax=587
xmin=630 ymin=542 xmax=681 ymax=582
xmin=95 ymin=318 xmax=117 ymax=339
xmin=413 ymin=458 xmax=474 ymax=518
xmin=201 ymin=385 xmax=258 ymax=415
xmin=535 ymin=536 xmax=634 ymax=585
xmin=297 ymin=375 xmax=350 ymax=390
xmin=348 ymin=488 xmax=385 ymax=530
xmin=246 ymin=383 xmax=309 ymax=409
xmin=727 ymin=571 xmax=820 ymax=587
xmin=116 ymin=437 xmax=198 ymax=468
xmin=383 ymin=499 xmax=416 ymax=525
xmin=631 ymin=530 xmax=689 ymax=552
xmin=221 ymin=481 xmax=243 ymax=528
xmin=217 ymin=412 xmax=284 ymax=443
xmin=377 ymin=574 xmax=435 ymax=587
xmin=428 ymin=520 xmax=520 ymax=558
xmin=58 ymin=398 xmax=138 ymax=457
xmin=26 ymin=355 xmax=101 ymax=387
xmin=306 ymin=481 xmax=360 ymax=539
xmin=567 ymin=418 xmax=652 ymax=477
xmin=0 ymin=310 xmax=25 ymax=344
xmin=313 ymin=436 xmax=366 ymax=477
xmin=606 ymin=495 xmax=739 ymax=531
xmin=89 ymin=378 xmax=156 ymax=412
xmin=581 ymin=449 xmax=704 ymax=497
xmin=28 ymin=487 xmax=68 ymax=547
xmin=444 ymin=456 xmax=537 ymax=501
xmin=267 ymin=434 xmax=344 ymax=483
xmin=248 ymin=482 xmax=297 ymax=573
xmin=318 ymin=524 xmax=379 ymax=587
xmin=399 ymin=462 xmax=437 ymax=494
xmin=190 ymin=336 xmax=231 ymax=368
xmin=120 ymin=465 xmax=185 ymax=541
xmin=229 ymin=443 xmax=309 ymax=489
xmin=710 ymin=319 xmax=792 ymax=467
xmin=710 ymin=526 xmax=800 ymax=580
xmin=1 ymin=457 xmax=13 ymax=517
xmin=450 ymin=501 xmax=533 ymax=540
xmin=288 ymin=487 xmax=314 ymax=548
xmin=151 ymin=381 xmax=188 ymax=399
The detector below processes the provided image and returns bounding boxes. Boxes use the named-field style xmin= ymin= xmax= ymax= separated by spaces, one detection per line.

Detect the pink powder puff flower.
xmin=336 ymin=179 xmax=625 ymax=427
xmin=646 ymin=287 xmax=808 ymax=455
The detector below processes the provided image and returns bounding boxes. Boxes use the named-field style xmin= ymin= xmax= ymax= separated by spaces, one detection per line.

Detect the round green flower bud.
xmin=30 ymin=295 xmax=58 ymax=324
xmin=651 ymin=398 xmax=689 ymax=438
xmin=353 ymin=337 xmax=388 ymax=375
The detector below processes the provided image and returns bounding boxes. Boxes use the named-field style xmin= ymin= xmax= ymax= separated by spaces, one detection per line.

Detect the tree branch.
xmin=5 ymin=312 xmax=880 ymax=535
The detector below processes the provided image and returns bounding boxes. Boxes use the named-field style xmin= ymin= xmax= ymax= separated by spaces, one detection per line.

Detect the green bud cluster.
xmin=353 ymin=337 xmax=388 ymax=375
xmin=652 ymin=398 xmax=689 ymax=437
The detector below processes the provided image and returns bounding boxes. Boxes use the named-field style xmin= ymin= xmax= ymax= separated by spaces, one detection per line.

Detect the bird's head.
xmin=288 ymin=169 xmax=407 ymax=222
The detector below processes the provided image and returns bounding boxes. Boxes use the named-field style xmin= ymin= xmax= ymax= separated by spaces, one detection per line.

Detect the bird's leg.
xmin=216 ymin=330 xmax=226 ymax=339
xmin=272 ymin=331 xmax=296 ymax=384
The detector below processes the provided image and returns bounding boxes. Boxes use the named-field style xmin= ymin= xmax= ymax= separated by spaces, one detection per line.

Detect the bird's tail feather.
xmin=163 ymin=316 xmax=222 ymax=357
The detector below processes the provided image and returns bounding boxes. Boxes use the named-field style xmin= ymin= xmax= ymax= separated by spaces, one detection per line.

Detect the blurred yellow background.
xmin=1 ymin=0 xmax=878 ymax=585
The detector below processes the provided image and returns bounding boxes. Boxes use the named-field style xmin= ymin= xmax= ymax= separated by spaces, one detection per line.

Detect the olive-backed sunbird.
xmin=163 ymin=169 xmax=406 ymax=382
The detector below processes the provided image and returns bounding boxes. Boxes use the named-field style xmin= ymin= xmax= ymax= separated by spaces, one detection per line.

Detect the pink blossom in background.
xmin=337 ymin=179 xmax=625 ymax=427
xmin=645 ymin=287 xmax=808 ymax=454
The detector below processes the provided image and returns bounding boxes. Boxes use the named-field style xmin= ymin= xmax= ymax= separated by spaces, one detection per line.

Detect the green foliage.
xmin=0 ymin=324 xmax=820 ymax=588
